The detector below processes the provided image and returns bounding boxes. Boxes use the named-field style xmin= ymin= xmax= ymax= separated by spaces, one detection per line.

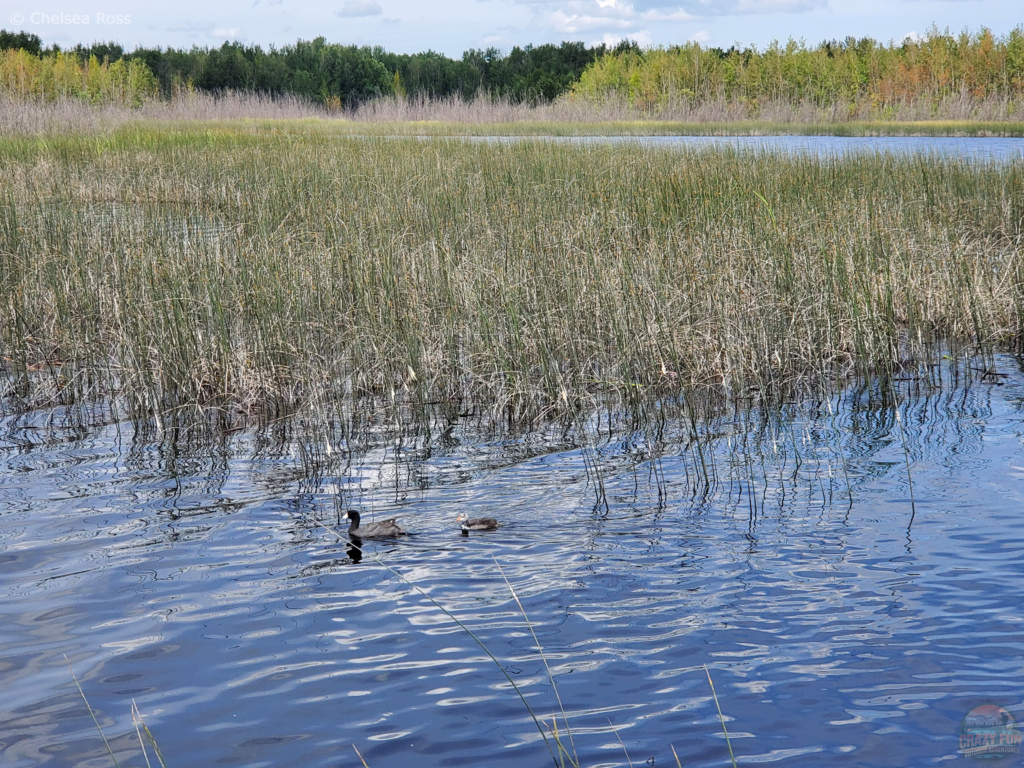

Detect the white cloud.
xmin=529 ymin=0 xmax=704 ymax=41
xmin=733 ymin=0 xmax=824 ymax=12
xmin=551 ymin=10 xmax=635 ymax=32
xmin=513 ymin=0 xmax=826 ymax=44
xmin=516 ymin=0 xmax=826 ymax=16
xmin=212 ymin=28 xmax=244 ymax=39
xmin=336 ymin=0 xmax=384 ymax=17
xmin=640 ymin=7 xmax=693 ymax=20
xmin=591 ymin=30 xmax=652 ymax=46
xmin=166 ymin=22 xmax=213 ymax=32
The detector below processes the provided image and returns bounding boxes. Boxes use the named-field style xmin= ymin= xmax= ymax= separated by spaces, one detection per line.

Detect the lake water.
xmin=2 ymin=356 xmax=1024 ymax=767
xmin=469 ymin=134 xmax=1024 ymax=162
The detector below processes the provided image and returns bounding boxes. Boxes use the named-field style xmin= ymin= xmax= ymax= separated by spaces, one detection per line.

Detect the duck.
xmin=456 ymin=513 xmax=500 ymax=532
xmin=341 ymin=510 xmax=406 ymax=539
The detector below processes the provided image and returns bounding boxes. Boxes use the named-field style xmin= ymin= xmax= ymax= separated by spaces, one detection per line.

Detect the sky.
xmin=1 ymin=0 xmax=1020 ymax=56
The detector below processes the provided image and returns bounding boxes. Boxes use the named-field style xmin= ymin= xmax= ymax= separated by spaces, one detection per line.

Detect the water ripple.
xmin=2 ymin=358 xmax=1024 ymax=766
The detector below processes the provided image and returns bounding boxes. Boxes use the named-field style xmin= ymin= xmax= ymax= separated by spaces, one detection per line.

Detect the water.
xmin=464 ymin=134 xmax=1024 ymax=161
xmin=2 ymin=357 xmax=1024 ymax=767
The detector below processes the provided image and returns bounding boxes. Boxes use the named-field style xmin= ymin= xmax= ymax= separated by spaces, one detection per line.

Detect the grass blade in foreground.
xmin=132 ymin=700 xmax=169 ymax=768
xmin=64 ymin=653 xmax=121 ymax=768
xmin=493 ymin=555 xmax=579 ymax=765
xmin=704 ymin=664 xmax=738 ymax=768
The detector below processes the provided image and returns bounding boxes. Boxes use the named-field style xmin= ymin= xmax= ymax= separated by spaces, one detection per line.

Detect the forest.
xmin=1 ymin=26 xmax=1023 ymax=111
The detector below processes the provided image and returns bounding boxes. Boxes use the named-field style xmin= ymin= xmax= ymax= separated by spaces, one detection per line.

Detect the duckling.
xmin=456 ymin=513 xmax=499 ymax=532
xmin=342 ymin=510 xmax=406 ymax=539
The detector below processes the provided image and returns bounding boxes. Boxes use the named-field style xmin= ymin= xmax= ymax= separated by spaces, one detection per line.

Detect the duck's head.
xmin=456 ymin=513 xmax=468 ymax=524
xmin=342 ymin=510 xmax=361 ymax=527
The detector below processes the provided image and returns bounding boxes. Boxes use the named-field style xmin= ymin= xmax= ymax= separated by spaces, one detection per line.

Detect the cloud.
xmin=166 ymin=22 xmax=214 ymax=33
xmin=516 ymin=0 xmax=824 ymax=44
xmin=592 ymin=30 xmax=654 ymax=46
xmin=640 ymin=7 xmax=693 ymax=21
xmin=528 ymin=0 xmax=680 ymax=40
xmin=336 ymin=0 xmax=384 ymax=17
xmin=213 ymin=28 xmax=245 ymax=39
xmin=509 ymin=0 xmax=827 ymax=48
xmin=516 ymin=0 xmax=825 ymax=15
xmin=551 ymin=10 xmax=635 ymax=32
xmin=731 ymin=0 xmax=824 ymax=12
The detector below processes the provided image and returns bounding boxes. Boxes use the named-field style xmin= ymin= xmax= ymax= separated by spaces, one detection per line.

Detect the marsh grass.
xmin=1 ymin=124 xmax=1022 ymax=429
xmin=5 ymin=93 xmax=1024 ymax=138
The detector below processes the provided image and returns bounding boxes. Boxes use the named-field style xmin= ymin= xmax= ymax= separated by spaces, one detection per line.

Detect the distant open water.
xmin=449 ymin=134 xmax=1024 ymax=161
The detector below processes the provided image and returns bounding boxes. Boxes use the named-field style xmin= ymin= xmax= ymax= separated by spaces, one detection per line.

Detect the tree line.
xmin=3 ymin=26 xmax=1023 ymax=110
xmin=575 ymin=27 xmax=1024 ymax=110
xmin=0 ymin=29 xmax=632 ymax=106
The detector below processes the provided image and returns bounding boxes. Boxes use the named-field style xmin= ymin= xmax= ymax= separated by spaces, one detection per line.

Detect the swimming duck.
xmin=342 ymin=510 xmax=406 ymax=539
xmin=456 ymin=513 xmax=499 ymax=532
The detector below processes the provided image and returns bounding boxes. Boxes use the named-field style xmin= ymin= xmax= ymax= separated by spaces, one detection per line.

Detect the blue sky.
xmin=1 ymin=0 xmax=1020 ymax=55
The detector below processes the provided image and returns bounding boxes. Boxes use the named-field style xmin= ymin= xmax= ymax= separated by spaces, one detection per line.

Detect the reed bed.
xmin=1 ymin=125 xmax=1022 ymax=424
xmin=5 ymin=93 xmax=1024 ymax=138
xmin=351 ymin=92 xmax=1024 ymax=125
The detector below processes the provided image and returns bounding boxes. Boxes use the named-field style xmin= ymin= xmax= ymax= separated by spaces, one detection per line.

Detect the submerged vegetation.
xmin=0 ymin=124 xmax=1021 ymax=426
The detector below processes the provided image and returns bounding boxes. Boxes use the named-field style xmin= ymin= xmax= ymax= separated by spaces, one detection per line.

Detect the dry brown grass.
xmin=3 ymin=91 xmax=1024 ymax=138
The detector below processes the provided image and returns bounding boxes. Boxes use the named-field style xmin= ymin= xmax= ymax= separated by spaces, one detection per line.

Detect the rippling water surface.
xmin=2 ymin=358 xmax=1024 ymax=768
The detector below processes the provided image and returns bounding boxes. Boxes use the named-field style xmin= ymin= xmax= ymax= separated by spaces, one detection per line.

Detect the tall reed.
xmin=6 ymin=93 xmax=1024 ymax=139
xmin=1 ymin=125 xmax=1021 ymax=424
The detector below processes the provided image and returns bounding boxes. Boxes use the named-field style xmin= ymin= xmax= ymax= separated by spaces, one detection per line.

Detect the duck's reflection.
xmin=347 ymin=538 xmax=363 ymax=564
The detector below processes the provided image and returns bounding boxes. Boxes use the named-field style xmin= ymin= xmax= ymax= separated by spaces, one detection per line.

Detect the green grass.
xmin=1 ymin=122 xmax=1022 ymax=424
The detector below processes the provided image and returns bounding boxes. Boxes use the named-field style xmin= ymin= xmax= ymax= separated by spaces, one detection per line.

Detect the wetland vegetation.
xmin=1 ymin=61 xmax=1023 ymax=768
xmin=1 ymin=123 xmax=1022 ymax=431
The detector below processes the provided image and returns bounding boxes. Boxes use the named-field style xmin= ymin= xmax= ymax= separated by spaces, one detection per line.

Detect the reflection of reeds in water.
xmin=2 ymin=126 xmax=1021 ymax=433
xmin=43 ymin=362 xmax=1002 ymax=767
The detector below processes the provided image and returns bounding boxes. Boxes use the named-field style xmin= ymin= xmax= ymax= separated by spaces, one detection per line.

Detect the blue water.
xmin=2 ymin=357 xmax=1024 ymax=767
xmin=466 ymin=134 xmax=1024 ymax=161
